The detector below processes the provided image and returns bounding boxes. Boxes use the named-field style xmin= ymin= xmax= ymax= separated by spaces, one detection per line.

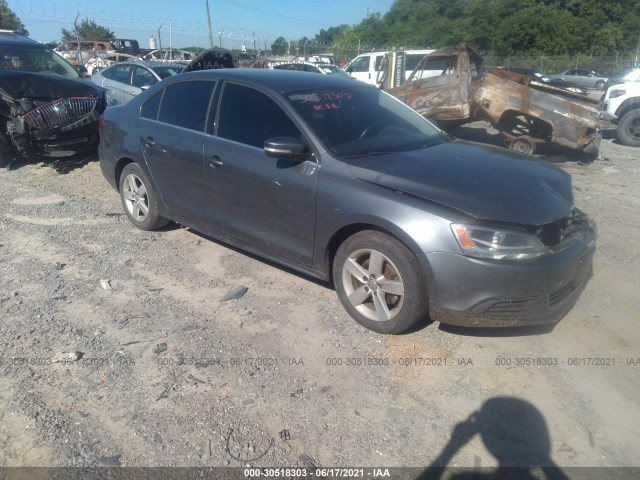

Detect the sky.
xmin=8 ymin=0 xmax=395 ymax=51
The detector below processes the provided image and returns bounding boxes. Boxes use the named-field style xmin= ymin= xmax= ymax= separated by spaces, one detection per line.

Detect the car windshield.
xmin=286 ymin=85 xmax=444 ymax=158
xmin=151 ymin=66 xmax=182 ymax=79
xmin=0 ymin=46 xmax=79 ymax=77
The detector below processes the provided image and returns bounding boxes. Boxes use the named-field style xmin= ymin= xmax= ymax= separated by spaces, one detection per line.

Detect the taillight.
xmin=98 ymin=115 xmax=104 ymax=133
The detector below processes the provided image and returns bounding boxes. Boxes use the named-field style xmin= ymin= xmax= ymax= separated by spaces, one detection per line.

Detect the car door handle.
xmin=127 ymin=89 xmax=139 ymax=95
xmin=143 ymin=136 xmax=156 ymax=147
xmin=208 ymin=156 xmax=223 ymax=168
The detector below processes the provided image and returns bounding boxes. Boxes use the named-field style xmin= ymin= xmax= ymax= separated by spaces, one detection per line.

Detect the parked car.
xmin=91 ymin=61 xmax=183 ymax=106
xmin=552 ymin=69 xmax=608 ymax=90
xmin=605 ymin=67 xmax=640 ymax=87
xmin=0 ymin=31 xmax=105 ymax=167
xmin=270 ymin=61 xmax=353 ymax=78
xmin=142 ymin=49 xmax=195 ymax=63
xmin=99 ymin=69 xmax=595 ymax=334
xmin=600 ymin=82 xmax=640 ymax=147
xmin=85 ymin=52 xmax=138 ymax=76
xmin=502 ymin=67 xmax=588 ymax=94
xmin=54 ymin=40 xmax=115 ymax=65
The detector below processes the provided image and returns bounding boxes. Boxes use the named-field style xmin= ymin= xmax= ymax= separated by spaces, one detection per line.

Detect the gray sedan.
xmin=552 ymin=69 xmax=608 ymax=90
xmin=91 ymin=61 xmax=183 ymax=106
xmin=99 ymin=70 xmax=595 ymax=334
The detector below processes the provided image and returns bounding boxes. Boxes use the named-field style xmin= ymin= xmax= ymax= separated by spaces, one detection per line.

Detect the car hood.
xmin=345 ymin=141 xmax=574 ymax=226
xmin=0 ymin=70 xmax=100 ymax=100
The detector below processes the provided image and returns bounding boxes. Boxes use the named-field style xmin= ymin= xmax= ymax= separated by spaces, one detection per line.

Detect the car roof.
xmin=170 ymin=69 xmax=362 ymax=92
xmin=0 ymin=31 xmax=44 ymax=47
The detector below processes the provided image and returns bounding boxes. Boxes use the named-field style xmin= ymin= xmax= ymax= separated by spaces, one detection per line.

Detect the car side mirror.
xmin=264 ymin=137 xmax=308 ymax=161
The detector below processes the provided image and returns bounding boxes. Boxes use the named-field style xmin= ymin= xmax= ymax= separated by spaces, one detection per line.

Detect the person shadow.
xmin=417 ymin=397 xmax=569 ymax=480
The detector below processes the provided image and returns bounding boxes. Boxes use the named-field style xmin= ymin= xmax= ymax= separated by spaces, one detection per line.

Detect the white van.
xmin=343 ymin=49 xmax=436 ymax=85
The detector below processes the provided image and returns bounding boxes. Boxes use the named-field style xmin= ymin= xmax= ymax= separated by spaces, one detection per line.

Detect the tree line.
xmin=275 ymin=0 xmax=639 ymax=60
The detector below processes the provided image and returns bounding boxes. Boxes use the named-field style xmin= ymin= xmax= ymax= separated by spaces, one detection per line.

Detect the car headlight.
xmin=451 ymin=224 xmax=546 ymax=261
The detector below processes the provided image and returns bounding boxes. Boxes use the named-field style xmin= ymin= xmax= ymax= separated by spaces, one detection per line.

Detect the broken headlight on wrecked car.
xmin=451 ymin=224 xmax=547 ymax=261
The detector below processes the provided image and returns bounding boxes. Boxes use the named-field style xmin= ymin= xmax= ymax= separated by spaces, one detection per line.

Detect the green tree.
xmin=314 ymin=24 xmax=350 ymax=51
xmin=0 ymin=0 xmax=28 ymax=34
xmin=271 ymin=36 xmax=288 ymax=55
xmin=61 ymin=19 xmax=115 ymax=43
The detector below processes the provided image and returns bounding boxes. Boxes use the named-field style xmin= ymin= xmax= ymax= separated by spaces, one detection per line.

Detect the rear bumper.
xmin=421 ymin=232 xmax=596 ymax=327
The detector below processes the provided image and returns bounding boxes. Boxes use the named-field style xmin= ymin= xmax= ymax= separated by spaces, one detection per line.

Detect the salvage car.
xmin=384 ymin=44 xmax=601 ymax=155
xmin=0 ymin=31 xmax=106 ymax=167
xmin=99 ymin=69 xmax=596 ymax=334
xmin=92 ymin=61 xmax=183 ymax=106
xmin=54 ymin=40 xmax=116 ymax=65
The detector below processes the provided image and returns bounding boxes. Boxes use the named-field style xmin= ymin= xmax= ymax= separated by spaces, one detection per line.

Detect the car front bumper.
xmin=421 ymin=232 xmax=596 ymax=327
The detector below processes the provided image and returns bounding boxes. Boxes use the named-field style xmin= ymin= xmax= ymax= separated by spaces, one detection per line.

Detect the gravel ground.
xmin=0 ymin=121 xmax=639 ymax=474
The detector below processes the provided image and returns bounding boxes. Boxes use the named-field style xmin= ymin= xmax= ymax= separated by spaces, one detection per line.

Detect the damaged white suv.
xmin=600 ymin=82 xmax=640 ymax=147
xmin=0 ymin=31 xmax=106 ymax=167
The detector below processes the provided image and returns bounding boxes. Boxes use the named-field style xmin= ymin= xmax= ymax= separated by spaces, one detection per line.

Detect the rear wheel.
xmin=617 ymin=109 xmax=640 ymax=147
xmin=508 ymin=135 xmax=536 ymax=155
xmin=332 ymin=231 xmax=429 ymax=334
xmin=119 ymin=163 xmax=169 ymax=230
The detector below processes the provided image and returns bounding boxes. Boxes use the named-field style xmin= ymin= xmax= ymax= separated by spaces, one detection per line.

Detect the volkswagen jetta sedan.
xmin=99 ymin=69 xmax=596 ymax=334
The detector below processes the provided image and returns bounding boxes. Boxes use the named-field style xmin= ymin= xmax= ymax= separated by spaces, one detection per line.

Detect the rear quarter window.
xmin=141 ymin=91 xmax=163 ymax=120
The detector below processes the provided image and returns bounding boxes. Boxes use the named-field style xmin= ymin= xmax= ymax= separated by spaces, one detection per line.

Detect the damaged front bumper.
xmin=6 ymin=96 xmax=104 ymax=157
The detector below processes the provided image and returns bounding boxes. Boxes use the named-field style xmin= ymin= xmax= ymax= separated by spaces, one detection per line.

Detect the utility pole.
xmin=157 ymin=22 xmax=163 ymax=56
xmin=205 ymin=0 xmax=214 ymax=48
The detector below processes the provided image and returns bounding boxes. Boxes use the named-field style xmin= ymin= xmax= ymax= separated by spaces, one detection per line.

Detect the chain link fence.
xmin=10 ymin=3 xmax=640 ymax=73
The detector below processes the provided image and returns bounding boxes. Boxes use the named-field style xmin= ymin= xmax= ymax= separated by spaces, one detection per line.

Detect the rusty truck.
xmin=381 ymin=44 xmax=601 ymax=155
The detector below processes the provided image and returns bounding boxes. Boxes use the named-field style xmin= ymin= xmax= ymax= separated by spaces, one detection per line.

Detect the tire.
xmin=118 ymin=163 xmax=169 ymax=230
xmin=0 ymin=132 xmax=14 ymax=168
xmin=617 ymin=109 xmax=640 ymax=147
xmin=595 ymin=80 xmax=606 ymax=90
xmin=332 ymin=230 xmax=429 ymax=334
xmin=508 ymin=135 xmax=536 ymax=155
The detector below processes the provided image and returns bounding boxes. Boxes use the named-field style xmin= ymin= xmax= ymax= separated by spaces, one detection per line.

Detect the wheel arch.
xmin=496 ymin=109 xmax=554 ymax=137
xmin=322 ymin=221 xmax=426 ymax=284
xmin=114 ymin=157 xmax=136 ymax=191
xmin=616 ymin=99 xmax=640 ymax=122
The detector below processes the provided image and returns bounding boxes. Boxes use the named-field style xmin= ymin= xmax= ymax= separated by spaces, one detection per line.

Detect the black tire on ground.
xmin=332 ymin=230 xmax=429 ymax=334
xmin=617 ymin=109 xmax=640 ymax=147
xmin=0 ymin=132 xmax=15 ymax=168
xmin=595 ymin=80 xmax=606 ymax=90
xmin=508 ymin=135 xmax=536 ymax=155
xmin=118 ymin=163 xmax=170 ymax=230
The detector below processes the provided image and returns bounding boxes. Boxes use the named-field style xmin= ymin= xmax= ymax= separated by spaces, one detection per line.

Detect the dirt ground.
xmin=0 ymin=120 xmax=639 ymax=476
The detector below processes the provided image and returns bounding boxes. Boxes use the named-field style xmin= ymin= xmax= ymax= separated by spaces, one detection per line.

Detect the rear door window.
xmin=157 ymin=81 xmax=216 ymax=132
xmin=106 ymin=64 xmax=132 ymax=83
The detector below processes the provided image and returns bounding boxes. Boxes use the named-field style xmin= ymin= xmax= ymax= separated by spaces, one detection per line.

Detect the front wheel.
xmin=617 ymin=110 xmax=640 ymax=147
xmin=595 ymin=80 xmax=606 ymax=90
xmin=119 ymin=163 xmax=169 ymax=230
xmin=332 ymin=231 xmax=429 ymax=334
xmin=0 ymin=132 xmax=14 ymax=168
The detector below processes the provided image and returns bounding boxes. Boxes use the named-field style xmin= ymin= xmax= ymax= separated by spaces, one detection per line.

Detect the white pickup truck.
xmin=601 ymin=82 xmax=640 ymax=147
